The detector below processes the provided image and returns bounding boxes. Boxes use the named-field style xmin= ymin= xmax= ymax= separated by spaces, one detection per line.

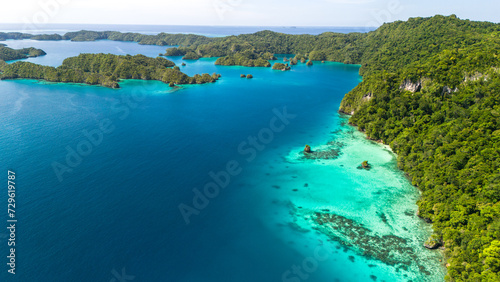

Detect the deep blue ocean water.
xmin=0 ymin=31 xmax=444 ymax=281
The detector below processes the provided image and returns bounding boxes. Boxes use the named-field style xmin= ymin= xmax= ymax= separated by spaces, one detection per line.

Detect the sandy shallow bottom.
xmin=236 ymin=116 xmax=447 ymax=282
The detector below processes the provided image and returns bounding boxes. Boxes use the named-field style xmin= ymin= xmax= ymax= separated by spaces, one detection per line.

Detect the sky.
xmin=1 ymin=0 xmax=499 ymax=27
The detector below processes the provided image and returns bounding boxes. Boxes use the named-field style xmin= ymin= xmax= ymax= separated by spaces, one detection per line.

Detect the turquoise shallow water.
xmin=0 ymin=39 xmax=445 ymax=281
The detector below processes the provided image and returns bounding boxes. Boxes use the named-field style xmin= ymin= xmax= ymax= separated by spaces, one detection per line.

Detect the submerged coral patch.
xmin=292 ymin=207 xmax=432 ymax=276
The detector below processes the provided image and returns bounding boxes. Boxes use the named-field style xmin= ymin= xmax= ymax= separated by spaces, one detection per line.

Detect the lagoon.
xmin=0 ymin=37 xmax=444 ymax=281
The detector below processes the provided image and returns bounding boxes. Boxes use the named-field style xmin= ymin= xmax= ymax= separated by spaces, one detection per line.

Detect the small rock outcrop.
xmin=442 ymin=86 xmax=458 ymax=95
xmin=304 ymin=145 xmax=312 ymax=153
xmin=424 ymin=235 xmax=443 ymax=249
xmin=464 ymin=72 xmax=488 ymax=82
xmin=357 ymin=161 xmax=371 ymax=170
xmin=240 ymin=74 xmax=246 ymax=78
xmin=272 ymin=63 xmax=291 ymax=71
xmin=399 ymin=79 xmax=422 ymax=93
xmin=300 ymin=141 xmax=342 ymax=160
xmin=362 ymin=92 xmax=373 ymax=101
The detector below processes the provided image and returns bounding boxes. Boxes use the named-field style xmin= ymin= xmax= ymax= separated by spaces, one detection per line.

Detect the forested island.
xmin=272 ymin=62 xmax=291 ymax=71
xmin=0 ymin=45 xmax=46 ymax=61
xmin=1 ymin=15 xmax=500 ymax=281
xmin=0 ymin=54 xmax=220 ymax=88
xmin=337 ymin=16 xmax=500 ymax=282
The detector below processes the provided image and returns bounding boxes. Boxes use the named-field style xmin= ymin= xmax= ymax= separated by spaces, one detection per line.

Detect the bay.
xmin=0 ymin=35 xmax=444 ymax=281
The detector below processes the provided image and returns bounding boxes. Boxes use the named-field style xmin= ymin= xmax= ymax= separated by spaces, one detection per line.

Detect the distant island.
xmin=1 ymin=15 xmax=500 ymax=281
xmin=0 ymin=28 xmax=367 ymax=68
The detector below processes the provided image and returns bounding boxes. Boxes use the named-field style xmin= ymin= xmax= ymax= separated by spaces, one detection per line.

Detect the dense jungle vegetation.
xmin=0 ymin=45 xmax=46 ymax=61
xmin=0 ymin=54 xmax=219 ymax=88
xmin=338 ymin=15 xmax=500 ymax=282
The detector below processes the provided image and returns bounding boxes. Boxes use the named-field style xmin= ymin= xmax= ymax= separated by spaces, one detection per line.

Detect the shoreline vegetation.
xmin=0 ymin=53 xmax=220 ymax=88
xmin=1 ymin=15 xmax=500 ymax=280
xmin=0 ymin=44 xmax=46 ymax=61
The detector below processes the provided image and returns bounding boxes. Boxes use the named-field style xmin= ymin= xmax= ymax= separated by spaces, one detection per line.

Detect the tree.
xmin=482 ymin=241 xmax=500 ymax=272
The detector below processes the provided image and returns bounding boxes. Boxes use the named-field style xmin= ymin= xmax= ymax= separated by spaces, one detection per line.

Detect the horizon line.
xmin=0 ymin=22 xmax=379 ymax=28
